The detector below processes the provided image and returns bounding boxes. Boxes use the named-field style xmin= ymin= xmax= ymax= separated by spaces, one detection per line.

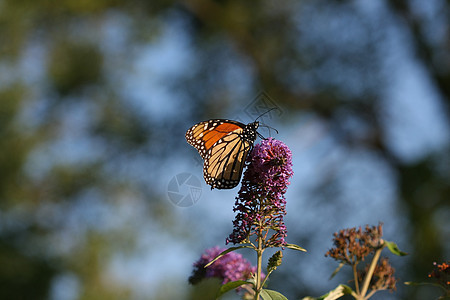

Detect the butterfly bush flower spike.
xmin=189 ymin=246 xmax=260 ymax=285
xmin=227 ymin=138 xmax=293 ymax=247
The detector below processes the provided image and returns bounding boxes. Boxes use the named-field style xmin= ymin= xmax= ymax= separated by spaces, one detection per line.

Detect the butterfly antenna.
xmin=255 ymin=107 xmax=279 ymax=122
xmin=260 ymin=124 xmax=279 ymax=134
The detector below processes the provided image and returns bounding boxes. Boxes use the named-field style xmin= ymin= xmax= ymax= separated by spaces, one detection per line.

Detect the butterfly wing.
xmin=185 ymin=119 xmax=245 ymax=158
xmin=185 ymin=119 xmax=253 ymax=189
xmin=204 ymin=131 xmax=252 ymax=189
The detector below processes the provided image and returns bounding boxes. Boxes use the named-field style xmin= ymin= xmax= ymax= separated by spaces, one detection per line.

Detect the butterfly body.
xmin=186 ymin=119 xmax=259 ymax=189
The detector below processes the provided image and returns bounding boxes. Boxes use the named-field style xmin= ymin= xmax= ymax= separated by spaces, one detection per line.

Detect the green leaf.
xmin=329 ymin=262 xmax=345 ymax=280
xmin=302 ymin=284 xmax=353 ymax=300
xmin=323 ymin=284 xmax=353 ymax=300
xmin=260 ymin=289 xmax=289 ymax=300
xmin=204 ymin=245 xmax=253 ymax=268
xmin=285 ymin=243 xmax=307 ymax=252
xmin=385 ymin=240 xmax=408 ymax=256
xmin=216 ymin=280 xmax=249 ymax=298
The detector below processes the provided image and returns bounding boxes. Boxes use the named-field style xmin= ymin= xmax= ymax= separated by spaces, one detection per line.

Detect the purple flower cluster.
xmin=189 ymin=246 xmax=259 ymax=285
xmin=227 ymin=138 xmax=293 ymax=247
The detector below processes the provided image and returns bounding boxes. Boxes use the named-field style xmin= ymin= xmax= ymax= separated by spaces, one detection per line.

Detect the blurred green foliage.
xmin=0 ymin=0 xmax=448 ymax=299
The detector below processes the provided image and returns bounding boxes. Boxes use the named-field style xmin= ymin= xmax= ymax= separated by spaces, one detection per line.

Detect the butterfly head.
xmin=242 ymin=121 xmax=259 ymax=143
xmin=250 ymin=121 xmax=259 ymax=129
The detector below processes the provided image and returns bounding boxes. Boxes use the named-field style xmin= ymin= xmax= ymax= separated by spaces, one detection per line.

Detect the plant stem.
xmin=365 ymin=289 xmax=377 ymax=299
xmin=260 ymin=269 xmax=273 ymax=289
xmin=254 ymin=228 xmax=264 ymax=300
xmin=352 ymin=263 xmax=360 ymax=295
xmin=360 ymin=247 xmax=383 ymax=298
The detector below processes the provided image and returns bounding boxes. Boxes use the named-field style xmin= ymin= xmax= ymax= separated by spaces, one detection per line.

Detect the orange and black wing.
xmin=185 ymin=119 xmax=246 ymax=158
xmin=185 ymin=119 xmax=252 ymax=189
xmin=203 ymin=130 xmax=253 ymax=189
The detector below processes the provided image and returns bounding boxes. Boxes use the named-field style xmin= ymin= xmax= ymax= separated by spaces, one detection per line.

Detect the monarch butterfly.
xmin=186 ymin=119 xmax=260 ymax=189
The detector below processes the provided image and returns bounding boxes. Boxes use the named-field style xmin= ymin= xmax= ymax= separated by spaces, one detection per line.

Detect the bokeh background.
xmin=0 ymin=0 xmax=449 ymax=299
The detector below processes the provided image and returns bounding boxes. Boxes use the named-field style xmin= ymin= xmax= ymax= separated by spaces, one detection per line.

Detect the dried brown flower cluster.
xmin=358 ymin=257 xmax=397 ymax=292
xmin=325 ymin=223 xmax=384 ymax=264
xmin=428 ymin=261 xmax=450 ymax=289
xmin=325 ymin=223 xmax=397 ymax=295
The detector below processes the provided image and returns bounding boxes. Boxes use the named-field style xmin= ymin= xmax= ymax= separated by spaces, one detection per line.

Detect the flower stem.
xmin=255 ymin=227 xmax=264 ymax=300
xmin=352 ymin=263 xmax=360 ymax=295
xmin=360 ymin=246 xmax=383 ymax=298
